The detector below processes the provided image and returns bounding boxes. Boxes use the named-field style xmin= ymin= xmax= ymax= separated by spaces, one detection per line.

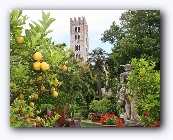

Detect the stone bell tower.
xmin=70 ymin=17 xmax=89 ymax=63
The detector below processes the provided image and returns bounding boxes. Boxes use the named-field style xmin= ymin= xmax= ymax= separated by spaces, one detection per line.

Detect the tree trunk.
xmin=97 ymin=67 xmax=102 ymax=100
xmin=10 ymin=92 xmax=20 ymax=105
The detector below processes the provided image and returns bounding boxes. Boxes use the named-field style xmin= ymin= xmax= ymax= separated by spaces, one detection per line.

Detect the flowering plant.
xmin=99 ymin=113 xmax=124 ymax=127
xmin=141 ymin=111 xmax=160 ymax=127
xmin=104 ymin=116 xmax=116 ymax=125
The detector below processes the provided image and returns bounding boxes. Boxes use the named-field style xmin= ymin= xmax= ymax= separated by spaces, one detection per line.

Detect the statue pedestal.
xmin=119 ymin=114 xmax=125 ymax=123
xmin=119 ymin=114 xmax=144 ymax=127
xmin=125 ymin=122 xmax=144 ymax=127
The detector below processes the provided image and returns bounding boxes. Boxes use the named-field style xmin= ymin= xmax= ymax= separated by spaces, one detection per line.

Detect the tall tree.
xmin=57 ymin=51 xmax=97 ymax=106
xmin=55 ymin=42 xmax=67 ymax=48
xmin=101 ymin=10 xmax=160 ymax=81
xmin=87 ymin=47 xmax=107 ymax=100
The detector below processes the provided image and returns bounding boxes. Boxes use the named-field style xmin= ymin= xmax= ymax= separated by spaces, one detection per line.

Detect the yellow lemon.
xmin=30 ymin=102 xmax=34 ymax=108
xmin=29 ymin=113 xmax=34 ymax=118
xmin=33 ymin=52 xmax=42 ymax=61
xmin=32 ymin=122 xmax=37 ymax=127
xmin=34 ymin=94 xmax=38 ymax=99
xmin=21 ymin=107 xmax=26 ymax=113
xmin=62 ymin=65 xmax=67 ymax=72
xmin=41 ymin=62 xmax=49 ymax=71
xmin=53 ymin=91 xmax=58 ymax=98
xmin=41 ymin=86 xmax=46 ymax=91
xmin=17 ymin=36 xmax=24 ymax=44
xmin=35 ymin=116 xmax=41 ymax=123
xmin=50 ymin=87 xmax=55 ymax=93
xmin=18 ymin=93 xmax=24 ymax=100
xmin=10 ymin=82 xmax=14 ymax=87
xmin=37 ymin=76 xmax=43 ymax=81
xmin=54 ymin=78 xmax=59 ymax=85
xmin=129 ymin=97 xmax=133 ymax=101
xmin=26 ymin=118 xmax=31 ymax=124
xmin=33 ymin=61 xmax=41 ymax=70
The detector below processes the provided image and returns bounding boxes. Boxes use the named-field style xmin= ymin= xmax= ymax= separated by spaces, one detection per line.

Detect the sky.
xmin=22 ymin=10 xmax=126 ymax=53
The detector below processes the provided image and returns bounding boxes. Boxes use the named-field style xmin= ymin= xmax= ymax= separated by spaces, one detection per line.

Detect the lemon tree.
xmin=10 ymin=10 xmax=70 ymax=127
xmin=10 ymin=10 xmax=98 ymax=127
xmin=125 ymin=58 xmax=160 ymax=126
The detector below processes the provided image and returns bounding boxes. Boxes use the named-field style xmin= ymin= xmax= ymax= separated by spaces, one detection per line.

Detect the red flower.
xmin=143 ymin=111 xmax=148 ymax=116
xmin=99 ymin=113 xmax=125 ymax=127
xmin=150 ymin=124 xmax=155 ymax=128
xmin=157 ymin=121 xmax=160 ymax=127
xmin=149 ymin=121 xmax=160 ymax=128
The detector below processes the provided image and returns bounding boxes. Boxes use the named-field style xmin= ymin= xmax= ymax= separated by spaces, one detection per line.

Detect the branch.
xmin=10 ymin=92 xmax=20 ymax=105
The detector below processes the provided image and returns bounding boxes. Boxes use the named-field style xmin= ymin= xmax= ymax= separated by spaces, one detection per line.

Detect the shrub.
xmin=89 ymin=97 xmax=112 ymax=115
xmin=126 ymin=58 xmax=160 ymax=125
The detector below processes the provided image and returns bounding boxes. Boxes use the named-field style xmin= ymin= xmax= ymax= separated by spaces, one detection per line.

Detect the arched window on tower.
xmin=78 ymin=35 xmax=80 ymax=40
xmin=75 ymin=35 xmax=77 ymax=41
xmin=75 ymin=27 xmax=77 ymax=32
xmin=78 ymin=45 xmax=80 ymax=51
xmin=75 ymin=45 xmax=78 ymax=51
xmin=76 ymin=54 xmax=81 ymax=59
xmin=78 ymin=27 xmax=80 ymax=32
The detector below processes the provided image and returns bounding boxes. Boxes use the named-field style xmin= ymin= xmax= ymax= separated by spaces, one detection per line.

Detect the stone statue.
xmin=116 ymin=64 xmax=141 ymax=125
xmin=116 ymin=64 xmax=132 ymax=122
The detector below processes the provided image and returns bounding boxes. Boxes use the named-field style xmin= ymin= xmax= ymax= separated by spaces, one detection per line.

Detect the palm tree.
xmin=87 ymin=47 xmax=108 ymax=100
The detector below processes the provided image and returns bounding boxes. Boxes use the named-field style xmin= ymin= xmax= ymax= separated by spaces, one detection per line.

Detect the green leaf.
xmin=42 ymin=11 xmax=51 ymax=25
xmin=31 ymin=30 xmax=38 ymax=36
xmin=32 ymin=21 xmax=41 ymax=29
xmin=29 ymin=23 xmax=34 ymax=29
xmin=25 ymin=29 xmax=31 ymax=38
xmin=45 ymin=30 xmax=53 ymax=35
xmin=36 ymin=33 xmax=41 ymax=40
xmin=42 ymin=10 xmax=47 ymax=25
xmin=46 ymin=18 xmax=56 ymax=27
xmin=31 ymin=35 xmax=37 ymax=47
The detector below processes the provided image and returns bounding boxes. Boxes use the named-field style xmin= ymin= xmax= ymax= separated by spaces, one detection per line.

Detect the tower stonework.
xmin=70 ymin=17 xmax=89 ymax=62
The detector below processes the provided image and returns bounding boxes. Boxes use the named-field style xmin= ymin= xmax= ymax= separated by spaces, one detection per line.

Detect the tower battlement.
xmin=70 ymin=17 xmax=89 ymax=63
xmin=70 ymin=16 xmax=87 ymax=25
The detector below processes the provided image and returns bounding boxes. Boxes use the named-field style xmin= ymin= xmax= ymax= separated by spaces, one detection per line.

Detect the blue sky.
xmin=22 ymin=10 xmax=126 ymax=53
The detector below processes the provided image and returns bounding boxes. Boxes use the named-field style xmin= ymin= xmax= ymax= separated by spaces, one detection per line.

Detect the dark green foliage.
xmin=88 ymin=47 xmax=108 ymax=100
xmin=102 ymin=10 xmax=160 ymax=81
